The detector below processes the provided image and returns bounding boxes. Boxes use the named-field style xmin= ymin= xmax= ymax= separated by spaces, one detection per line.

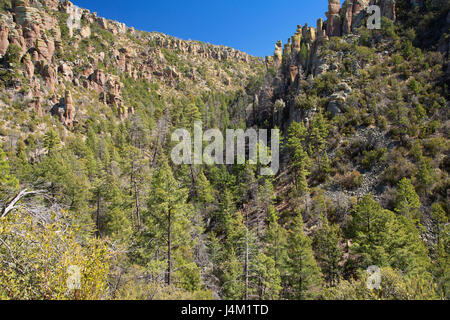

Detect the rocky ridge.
xmin=0 ymin=0 xmax=263 ymax=135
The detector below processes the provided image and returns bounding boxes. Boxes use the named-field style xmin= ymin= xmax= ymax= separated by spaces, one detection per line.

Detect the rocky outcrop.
xmin=374 ymin=0 xmax=396 ymax=21
xmin=14 ymin=2 xmax=41 ymax=27
xmin=59 ymin=63 xmax=73 ymax=80
xmin=42 ymin=0 xmax=60 ymax=10
xmin=8 ymin=28 xmax=26 ymax=54
xmin=28 ymin=81 xmax=43 ymax=117
xmin=0 ymin=21 xmax=9 ymax=56
xmin=23 ymin=53 xmax=34 ymax=78
xmin=274 ymin=40 xmax=283 ymax=67
xmin=89 ymin=69 xmax=106 ymax=93
xmin=326 ymin=0 xmax=342 ymax=37
xmin=42 ymin=64 xmax=56 ymax=91
xmin=80 ymin=25 xmax=91 ymax=38
xmin=149 ymin=33 xmax=254 ymax=64
xmin=64 ymin=90 xmax=75 ymax=126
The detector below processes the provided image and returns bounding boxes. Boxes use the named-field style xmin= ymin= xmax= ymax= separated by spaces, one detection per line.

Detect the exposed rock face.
xmin=36 ymin=37 xmax=53 ymax=61
xmin=343 ymin=1 xmax=354 ymax=34
xmin=0 ymin=21 xmax=9 ymax=56
xmin=42 ymin=64 xmax=56 ymax=91
xmin=89 ymin=69 xmax=106 ymax=93
xmin=14 ymin=3 xmax=41 ymax=27
xmin=274 ymin=40 xmax=283 ymax=66
xmin=42 ymin=0 xmax=60 ymax=10
xmin=289 ymin=65 xmax=299 ymax=84
xmin=8 ymin=28 xmax=26 ymax=53
xmin=30 ymin=83 xmax=43 ymax=117
xmin=64 ymin=90 xmax=75 ymax=126
xmin=23 ymin=23 xmax=40 ymax=50
xmin=80 ymin=25 xmax=91 ymax=38
xmin=59 ymin=63 xmax=73 ymax=80
xmin=326 ymin=0 xmax=342 ymax=37
xmin=374 ymin=0 xmax=396 ymax=21
xmin=149 ymin=33 xmax=253 ymax=64
xmin=23 ymin=53 xmax=34 ymax=78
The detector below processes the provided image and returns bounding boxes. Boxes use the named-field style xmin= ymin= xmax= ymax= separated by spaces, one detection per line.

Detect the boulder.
xmin=59 ymin=62 xmax=73 ymax=80
xmin=80 ymin=25 xmax=91 ymax=38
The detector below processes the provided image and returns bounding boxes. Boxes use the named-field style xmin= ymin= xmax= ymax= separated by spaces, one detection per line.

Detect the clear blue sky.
xmin=71 ymin=0 xmax=329 ymax=57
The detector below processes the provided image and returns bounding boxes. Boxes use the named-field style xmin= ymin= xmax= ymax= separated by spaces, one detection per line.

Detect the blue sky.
xmin=71 ymin=0 xmax=329 ymax=57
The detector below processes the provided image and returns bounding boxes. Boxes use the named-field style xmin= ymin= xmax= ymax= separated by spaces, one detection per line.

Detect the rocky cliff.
xmin=0 ymin=0 xmax=263 ymax=136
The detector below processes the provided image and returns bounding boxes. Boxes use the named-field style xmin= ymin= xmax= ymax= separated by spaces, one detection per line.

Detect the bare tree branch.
xmin=1 ymin=189 xmax=45 ymax=218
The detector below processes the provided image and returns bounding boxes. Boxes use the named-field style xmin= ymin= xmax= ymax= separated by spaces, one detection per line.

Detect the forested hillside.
xmin=0 ymin=0 xmax=448 ymax=300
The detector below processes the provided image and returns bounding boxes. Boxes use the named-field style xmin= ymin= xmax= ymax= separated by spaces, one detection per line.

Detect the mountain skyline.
xmin=72 ymin=0 xmax=329 ymax=57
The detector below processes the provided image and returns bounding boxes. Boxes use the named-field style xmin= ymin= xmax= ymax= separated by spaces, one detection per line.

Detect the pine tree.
xmin=286 ymin=213 xmax=322 ymax=299
xmin=351 ymin=195 xmax=431 ymax=275
xmin=0 ymin=146 xmax=19 ymax=202
xmin=287 ymin=122 xmax=311 ymax=195
xmin=309 ymin=111 xmax=328 ymax=161
xmin=264 ymin=207 xmax=288 ymax=271
xmin=313 ymin=214 xmax=343 ymax=287
xmin=416 ymin=156 xmax=435 ymax=195
xmin=145 ymin=156 xmax=199 ymax=287
xmin=431 ymin=203 xmax=449 ymax=298
xmin=395 ymin=178 xmax=421 ymax=224
xmin=349 ymin=195 xmax=391 ymax=268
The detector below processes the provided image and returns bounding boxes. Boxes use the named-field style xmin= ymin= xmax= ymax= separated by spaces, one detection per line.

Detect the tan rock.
xmin=59 ymin=63 xmax=73 ymax=80
xmin=42 ymin=64 xmax=56 ymax=91
xmin=343 ymin=1 xmax=354 ymax=34
xmin=80 ymin=25 xmax=91 ymax=38
xmin=274 ymin=40 xmax=283 ymax=66
xmin=289 ymin=65 xmax=299 ymax=84
xmin=64 ymin=90 xmax=74 ymax=126
xmin=8 ymin=28 xmax=26 ymax=54
xmin=0 ymin=21 xmax=9 ymax=56
xmin=23 ymin=53 xmax=34 ymax=78
xmin=326 ymin=0 xmax=342 ymax=37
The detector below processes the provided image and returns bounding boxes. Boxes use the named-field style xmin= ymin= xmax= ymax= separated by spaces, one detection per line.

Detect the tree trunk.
xmin=96 ymin=194 xmax=102 ymax=239
xmin=245 ymin=209 xmax=249 ymax=300
xmin=167 ymin=208 xmax=172 ymax=285
xmin=134 ymin=181 xmax=141 ymax=232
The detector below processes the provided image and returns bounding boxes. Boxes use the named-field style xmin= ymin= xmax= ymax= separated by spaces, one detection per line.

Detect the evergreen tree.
xmin=286 ymin=213 xmax=322 ymax=299
xmin=0 ymin=146 xmax=19 ymax=202
xmin=395 ymin=178 xmax=422 ymax=224
xmin=431 ymin=203 xmax=449 ymax=298
xmin=264 ymin=207 xmax=288 ymax=271
xmin=350 ymin=195 xmax=431 ymax=275
xmin=416 ymin=156 xmax=435 ymax=195
xmin=313 ymin=214 xmax=343 ymax=286
xmin=287 ymin=122 xmax=311 ymax=195
xmin=145 ymin=156 xmax=200 ymax=288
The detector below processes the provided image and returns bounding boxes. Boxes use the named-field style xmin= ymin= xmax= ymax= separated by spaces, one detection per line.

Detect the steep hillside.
xmin=0 ymin=0 xmax=263 ymax=143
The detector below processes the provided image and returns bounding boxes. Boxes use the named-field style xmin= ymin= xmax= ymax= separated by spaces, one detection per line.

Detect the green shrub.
xmin=361 ymin=148 xmax=387 ymax=169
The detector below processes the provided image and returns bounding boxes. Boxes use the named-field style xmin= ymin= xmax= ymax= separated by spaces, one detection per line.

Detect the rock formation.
xmin=64 ymin=90 xmax=74 ymax=126
xmin=326 ymin=0 xmax=342 ymax=37
xmin=0 ymin=21 xmax=9 ymax=56
xmin=42 ymin=64 xmax=56 ymax=91
xmin=23 ymin=53 xmax=34 ymax=78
